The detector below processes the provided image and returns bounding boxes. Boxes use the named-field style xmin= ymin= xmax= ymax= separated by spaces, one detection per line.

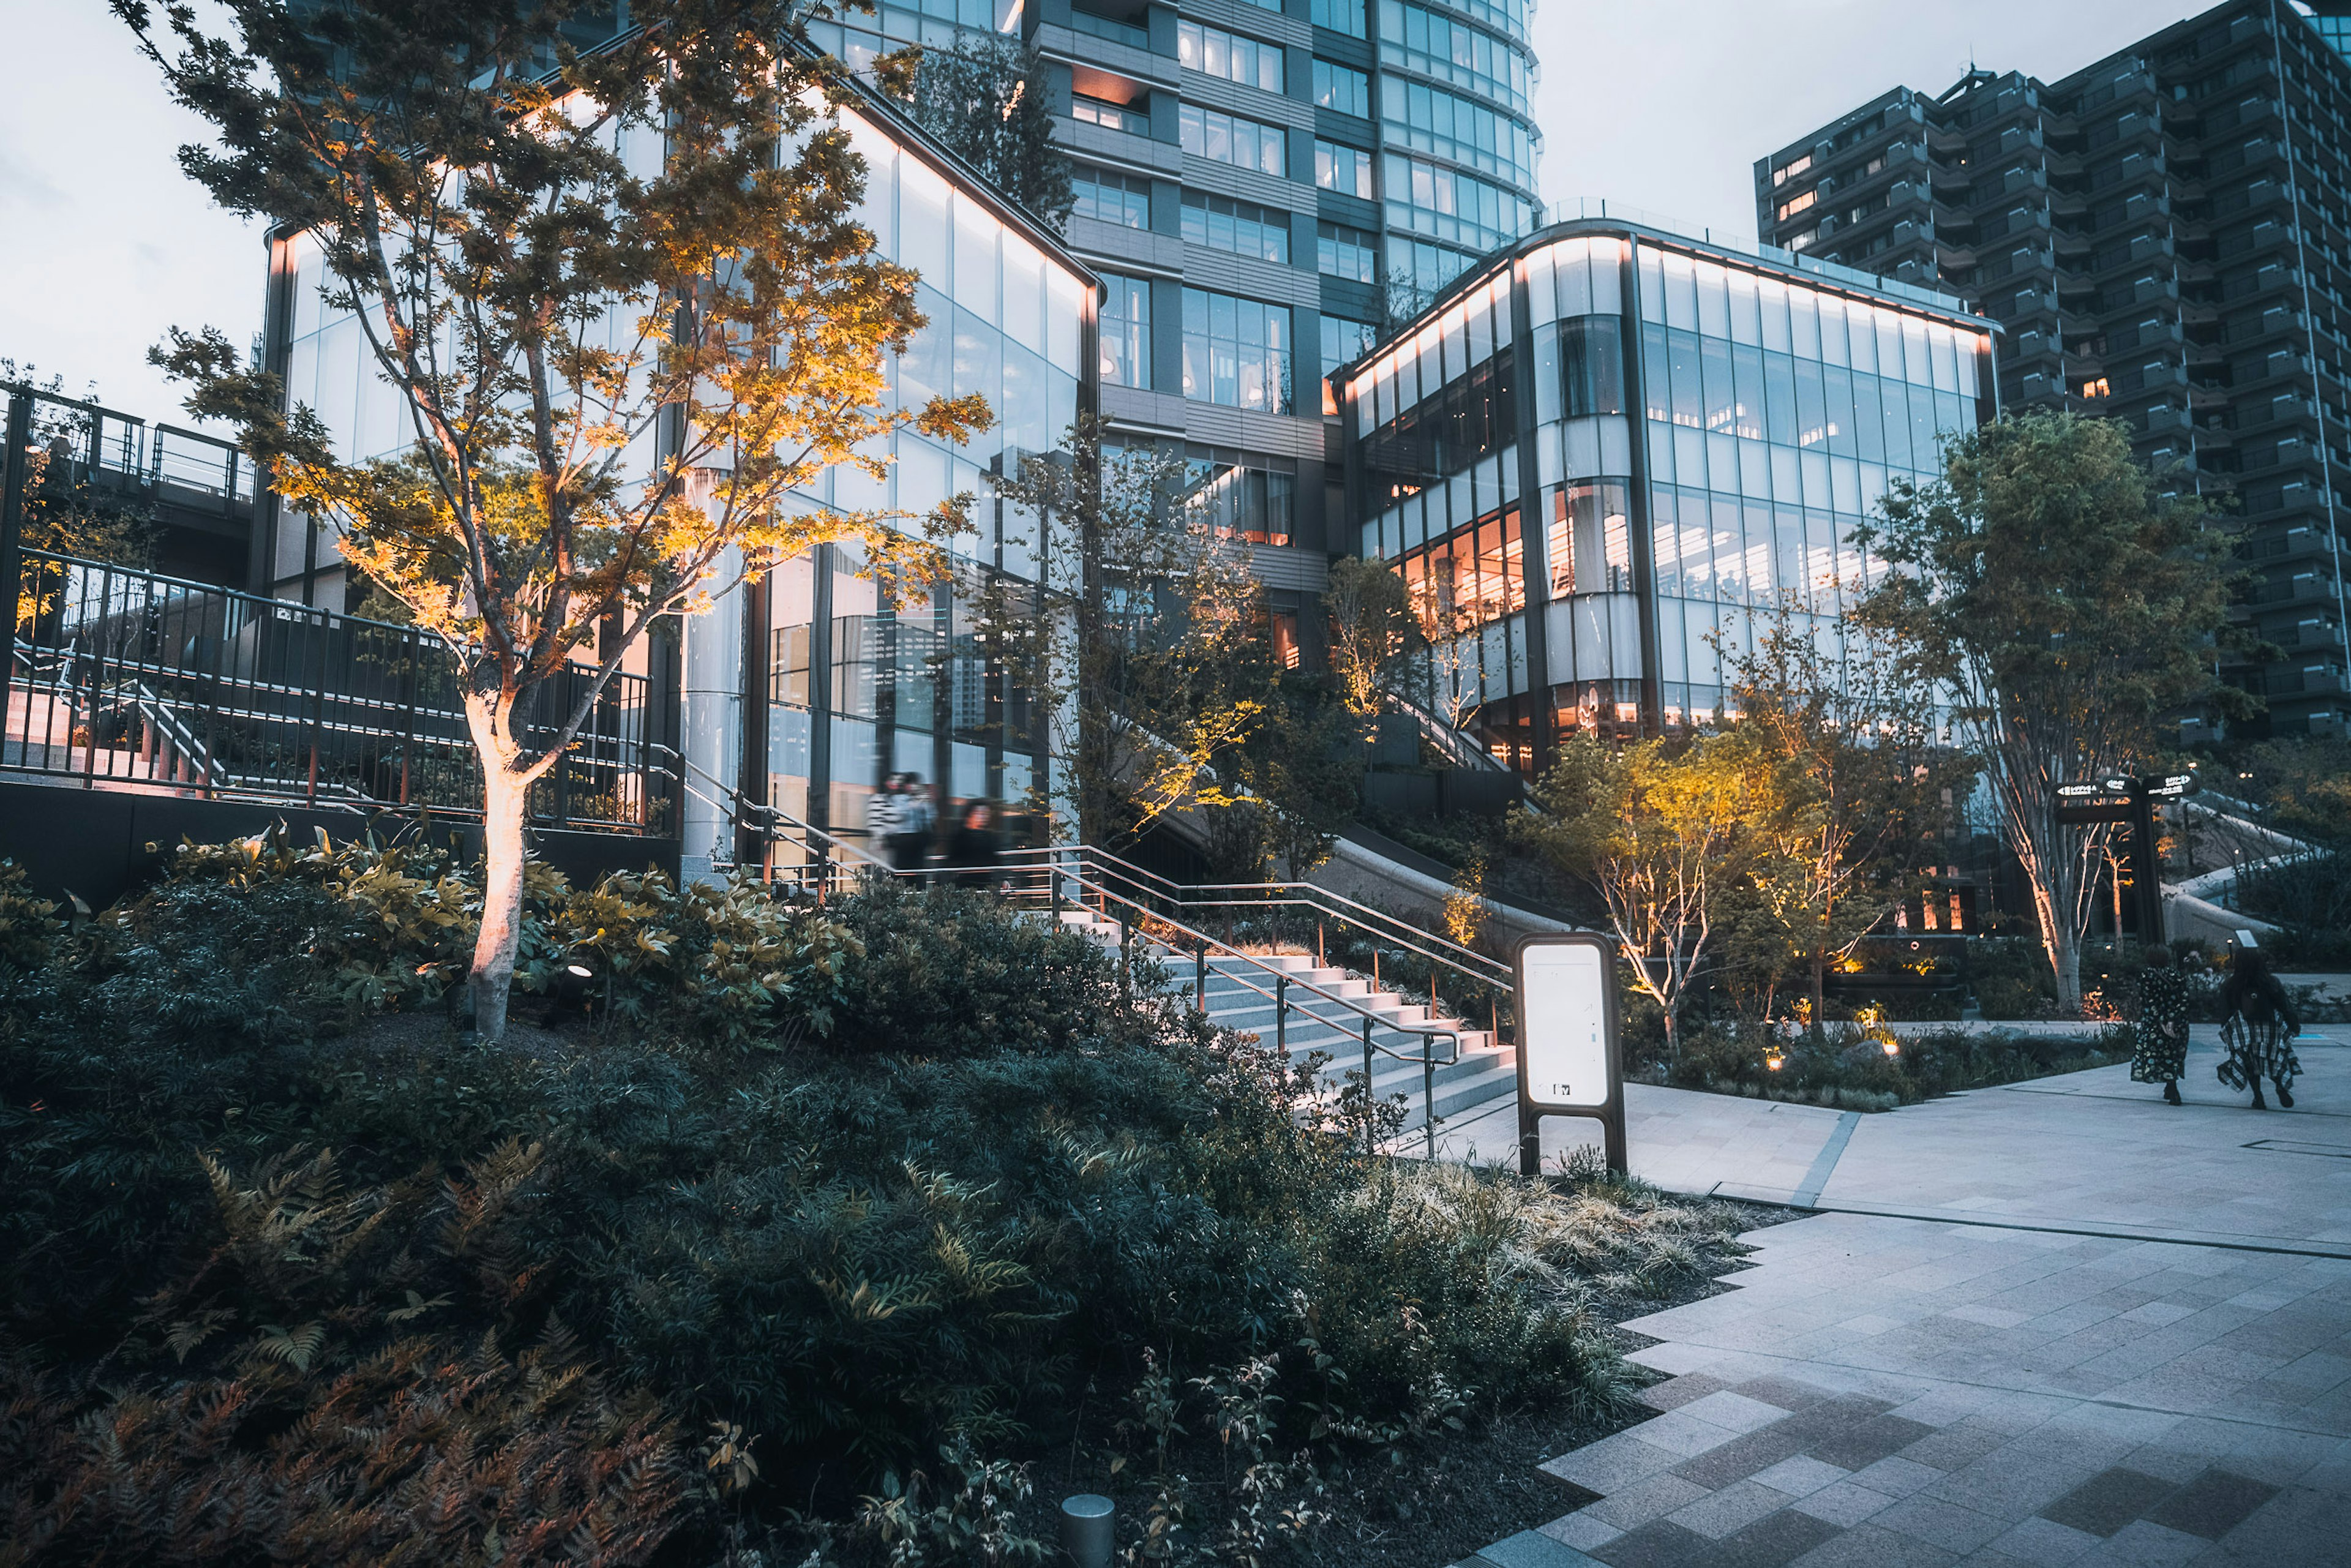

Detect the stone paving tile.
xmin=1706 ymin=1508 xmax=1841 ymax=1568
xmin=1783 ymin=1521 xmax=1960 ymax=1566
xmin=1787 ymin=1480 xmax=1899 ymax=1528
xmin=1539 ymin=1511 xmax=1623 ymax=1553
xmin=1587 ymin=1517 xmax=1725 ymax=1567
xmin=1749 ymin=1455 xmax=1849 ymax=1499
xmin=1980 ymin=1514 xmax=2103 ymax=1563
xmin=2069 ymin=1518 xmax=2206 ymax=1566
xmin=1638 ymin=1371 xmax=1735 ymax=1414
xmin=2036 ymin=1467 xmax=2178 ymax=1537
xmin=2140 ymin=1466 xmax=2279 ymax=1539
xmin=1541 ymin=1435 xmax=1689 ymax=1493
xmin=1806 ymin=1415 xmax=1939 ymax=1472
xmin=1866 ymin=1494 xmax=2010 ymax=1555
xmin=1579 ymin=1472 xmax=1715 ymax=1531
xmin=1663 ymin=1478 xmax=1787 ymax=1541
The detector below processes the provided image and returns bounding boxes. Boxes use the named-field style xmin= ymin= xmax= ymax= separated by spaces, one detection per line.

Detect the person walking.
xmin=2218 ymin=939 xmax=2302 ymax=1109
xmin=2129 ymin=942 xmax=2190 ymax=1105
xmin=941 ymin=799 xmax=1003 ymax=891
xmin=890 ymin=775 xmax=936 ymax=876
xmin=866 ymin=774 xmax=904 ymax=869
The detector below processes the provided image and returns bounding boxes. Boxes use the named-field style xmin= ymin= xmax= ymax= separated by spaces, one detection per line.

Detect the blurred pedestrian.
xmin=866 ymin=774 xmax=904 ymax=858
xmin=890 ymin=773 xmax=936 ymax=876
xmin=2218 ymin=938 xmax=2302 ymax=1110
xmin=2129 ymin=942 xmax=2189 ymax=1105
xmin=942 ymin=799 xmax=1003 ymax=891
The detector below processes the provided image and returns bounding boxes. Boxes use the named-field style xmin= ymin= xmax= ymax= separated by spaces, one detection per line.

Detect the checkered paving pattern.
xmin=1451 ymin=1215 xmax=2351 ymax=1567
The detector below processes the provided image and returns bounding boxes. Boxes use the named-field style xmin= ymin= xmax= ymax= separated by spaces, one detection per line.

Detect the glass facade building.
xmin=262 ymin=83 xmax=1096 ymax=876
xmin=1337 ymin=218 xmax=1996 ymax=770
xmin=807 ymin=0 xmax=1543 ymax=631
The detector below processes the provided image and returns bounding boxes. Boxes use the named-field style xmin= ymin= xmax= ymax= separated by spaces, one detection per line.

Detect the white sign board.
xmin=1517 ymin=938 xmax=1613 ymax=1109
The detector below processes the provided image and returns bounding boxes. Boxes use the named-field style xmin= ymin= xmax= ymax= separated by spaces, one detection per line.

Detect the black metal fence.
xmin=4 ymin=549 xmax=668 ymax=833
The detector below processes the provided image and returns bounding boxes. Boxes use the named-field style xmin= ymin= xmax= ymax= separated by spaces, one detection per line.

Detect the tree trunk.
xmin=2030 ymin=876 xmax=2084 ymax=1017
xmin=465 ymin=695 xmax=536 ymax=1042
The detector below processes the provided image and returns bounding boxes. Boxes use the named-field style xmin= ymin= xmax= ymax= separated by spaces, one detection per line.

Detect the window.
xmin=1772 ymin=152 xmax=1812 ymax=187
xmin=1185 ymin=448 xmax=1295 ymax=544
xmin=1378 ymin=75 xmax=1537 ymax=188
xmin=1315 ymin=138 xmax=1374 ymax=197
xmin=1182 ymin=190 xmax=1292 ymax=263
xmin=1386 ymin=234 xmax=1475 ymax=299
xmin=1068 ymin=3 xmax=1148 ymax=47
xmin=1318 ymin=220 xmax=1379 ymax=282
xmin=1182 ymin=287 xmax=1292 ymax=413
xmin=1558 ymin=315 xmax=1624 ymax=418
xmin=1775 ymin=189 xmax=1817 ymax=222
xmin=1101 ymin=273 xmax=1151 ymax=388
xmin=1312 ymin=58 xmax=1371 ymax=116
xmin=2080 ymin=376 xmax=2110 ymax=399
xmin=1397 ymin=503 xmax=1524 ymax=635
xmin=1073 ymin=94 xmax=1147 ymax=134
xmin=1177 ymin=20 xmax=1284 ymax=91
xmin=1073 ymin=165 xmax=1151 ymax=228
xmin=1321 ymin=315 xmax=1378 ymax=414
xmin=1547 ymin=480 xmax=1632 ymax=596
xmin=1180 ymin=103 xmax=1288 ymax=176
xmin=1313 ymin=0 xmax=1367 ymax=36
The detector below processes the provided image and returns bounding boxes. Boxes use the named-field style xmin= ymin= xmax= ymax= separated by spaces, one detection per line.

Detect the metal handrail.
xmin=1002 ymin=838 xmax=1510 ymax=984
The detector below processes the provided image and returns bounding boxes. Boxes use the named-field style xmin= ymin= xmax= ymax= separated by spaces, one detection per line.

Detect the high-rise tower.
xmin=1755 ymin=0 xmax=2351 ymax=738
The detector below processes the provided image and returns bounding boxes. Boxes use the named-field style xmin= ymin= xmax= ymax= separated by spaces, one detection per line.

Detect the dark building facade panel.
xmin=1755 ymin=0 xmax=2351 ymax=736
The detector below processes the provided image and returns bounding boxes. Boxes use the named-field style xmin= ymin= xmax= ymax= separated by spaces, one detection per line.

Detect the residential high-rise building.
xmin=1334 ymin=216 xmax=1995 ymax=771
xmin=1754 ymin=0 xmax=2351 ymax=737
xmin=806 ymin=0 xmax=1543 ymax=651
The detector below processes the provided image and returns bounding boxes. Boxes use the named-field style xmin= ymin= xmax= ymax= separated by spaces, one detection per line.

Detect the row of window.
xmin=1378 ymin=0 xmax=1533 ymax=114
xmin=1098 ymin=272 xmax=1303 ymax=418
xmin=1180 ymin=102 xmax=1288 ymax=176
xmin=1640 ymin=321 xmax=1963 ymax=470
xmin=1380 ymin=74 xmax=1537 ymax=189
xmin=1178 ymin=18 xmax=1284 ymax=92
xmin=1383 ymin=151 xmax=1532 ymax=255
xmin=1184 ymin=190 xmax=1292 ymax=262
xmin=1313 ymin=58 xmax=1371 ymax=117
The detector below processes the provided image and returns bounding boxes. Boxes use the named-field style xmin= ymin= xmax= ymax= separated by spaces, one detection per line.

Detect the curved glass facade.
xmin=1341 ymin=220 xmax=1995 ymax=769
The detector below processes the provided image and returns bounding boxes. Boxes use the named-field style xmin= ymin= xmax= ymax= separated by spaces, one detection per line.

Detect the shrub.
xmin=0 ymin=841 xmax=1719 ymax=1563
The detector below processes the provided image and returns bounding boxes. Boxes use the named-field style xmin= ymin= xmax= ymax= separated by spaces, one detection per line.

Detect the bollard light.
xmin=1060 ymin=1493 xmax=1113 ymax=1568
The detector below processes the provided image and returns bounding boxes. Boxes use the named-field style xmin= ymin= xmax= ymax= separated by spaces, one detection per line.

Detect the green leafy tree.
xmin=1324 ymin=553 xmax=1419 ymax=719
xmin=1716 ymin=605 xmax=1965 ymax=1037
xmin=993 ymin=419 xmax=1272 ymax=852
xmin=909 ymin=32 xmax=1073 ymax=232
xmin=1523 ymin=733 xmax=1759 ymax=1056
xmin=119 ymin=0 xmax=988 ymax=1040
xmin=1854 ymin=412 xmax=2247 ymax=1014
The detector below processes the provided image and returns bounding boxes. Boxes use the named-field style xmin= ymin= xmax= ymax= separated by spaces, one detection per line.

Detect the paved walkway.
xmin=1441 ymin=1028 xmax=2351 ymax=1566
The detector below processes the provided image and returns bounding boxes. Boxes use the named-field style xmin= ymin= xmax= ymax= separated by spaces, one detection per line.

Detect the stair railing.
xmin=722 ymin=799 xmax=1468 ymax=1156
xmin=1002 ymin=840 xmax=1515 ymax=1047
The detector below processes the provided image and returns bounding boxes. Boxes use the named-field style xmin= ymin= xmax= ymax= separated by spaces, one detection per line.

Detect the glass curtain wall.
xmin=763 ymin=105 xmax=1088 ymax=863
xmin=1343 ymin=222 xmax=1994 ymax=766
xmin=1629 ymin=241 xmax=1982 ymax=726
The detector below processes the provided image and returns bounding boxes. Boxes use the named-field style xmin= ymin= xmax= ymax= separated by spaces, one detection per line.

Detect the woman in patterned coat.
xmin=2130 ymin=943 xmax=2190 ymax=1105
xmin=2218 ymin=943 xmax=2302 ymax=1110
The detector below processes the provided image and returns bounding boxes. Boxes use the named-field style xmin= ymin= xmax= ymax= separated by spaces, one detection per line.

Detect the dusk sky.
xmin=2 ymin=1 xmax=2225 ymax=426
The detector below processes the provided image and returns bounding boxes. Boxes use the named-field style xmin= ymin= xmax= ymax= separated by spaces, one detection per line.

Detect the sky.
xmin=0 ymin=1 xmax=2233 ymax=427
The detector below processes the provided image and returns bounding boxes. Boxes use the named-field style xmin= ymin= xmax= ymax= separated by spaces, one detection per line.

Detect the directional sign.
xmin=2145 ymin=771 xmax=2200 ymax=799
xmin=1513 ymin=934 xmax=1627 ymax=1174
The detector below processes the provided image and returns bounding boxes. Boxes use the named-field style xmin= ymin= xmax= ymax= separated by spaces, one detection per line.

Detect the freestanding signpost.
xmin=1513 ymin=933 xmax=1627 ymax=1177
xmin=2055 ymin=770 xmax=2198 ymax=949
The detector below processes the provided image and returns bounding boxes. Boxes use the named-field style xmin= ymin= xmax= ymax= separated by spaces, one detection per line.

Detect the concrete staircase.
xmin=1052 ymin=907 xmax=1519 ymax=1141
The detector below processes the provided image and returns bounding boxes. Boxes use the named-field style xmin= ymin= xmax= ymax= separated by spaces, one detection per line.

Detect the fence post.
xmin=1316 ymin=918 xmax=1325 ymax=969
xmin=1275 ymin=974 xmax=1288 ymax=1055
xmin=1195 ymin=940 xmax=1207 ymax=1014
xmin=1360 ymin=1015 xmax=1374 ymax=1158
xmin=398 ymin=629 xmax=416 ymax=808
xmin=1119 ymin=915 xmax=1132 ymax=1003
xmin=0 ymin=392 xmax=28 ymax=740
